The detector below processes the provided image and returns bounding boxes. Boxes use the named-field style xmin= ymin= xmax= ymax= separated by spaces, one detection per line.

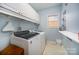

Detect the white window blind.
xmin=48 ymin=15 xmax=59 ymax=28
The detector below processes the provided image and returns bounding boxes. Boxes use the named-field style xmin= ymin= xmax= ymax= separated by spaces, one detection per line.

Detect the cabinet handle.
xmin=67 ymin=37 xmax=72 ymax=41
xmin=30 ymin=41 xmax=32 ymax=44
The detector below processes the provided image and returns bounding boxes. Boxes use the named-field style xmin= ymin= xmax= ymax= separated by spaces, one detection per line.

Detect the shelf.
xmin=59 ymin=31 xmax=79 ymax=44
xmin=2 ymin=22 xmax=16 ymax=32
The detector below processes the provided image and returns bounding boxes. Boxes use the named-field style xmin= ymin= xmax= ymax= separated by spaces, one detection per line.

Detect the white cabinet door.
xmin=40 ymin=32 xmax=46 ymax=54
xmin=19 ymin=3 xmax=39 ymax=22
xmin=0 ymin=3 xmax=19 ymax=13
xmin=0 ymin=3 xmax=26 ymax=20
xmin=28 ymin=35 xmax=41 ymax=55
xmin=0 ymin=3 xmax=40 ymax=23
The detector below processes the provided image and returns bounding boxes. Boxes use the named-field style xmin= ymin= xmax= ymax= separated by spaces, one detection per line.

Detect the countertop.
xmin=59 ymin=31 xmax=79 ymax=43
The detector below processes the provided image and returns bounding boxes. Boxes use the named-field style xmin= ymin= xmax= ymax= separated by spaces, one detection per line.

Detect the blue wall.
xmin=19 ymin=20 xmax=39 ymax=31
xmin=61 ymin=3 xmax=79 ymax=33
xmin=38 ymin=4 xmax=62 ymax=41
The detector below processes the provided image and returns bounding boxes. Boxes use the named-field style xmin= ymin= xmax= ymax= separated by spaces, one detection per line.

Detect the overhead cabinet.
xmin=0 ymin=3 xmax=40 ymax=24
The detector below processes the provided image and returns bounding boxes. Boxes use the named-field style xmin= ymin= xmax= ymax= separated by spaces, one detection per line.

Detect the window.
xmin=48 ymin=15 xmax=59 ymax=28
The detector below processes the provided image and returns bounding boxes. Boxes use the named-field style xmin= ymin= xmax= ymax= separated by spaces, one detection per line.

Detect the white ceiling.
xmin=29 ymin=3 xmax=61 ymax=11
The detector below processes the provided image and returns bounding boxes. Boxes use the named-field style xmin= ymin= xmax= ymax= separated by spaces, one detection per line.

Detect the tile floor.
xmin=43 ymin=41 xmax=67 ymax=55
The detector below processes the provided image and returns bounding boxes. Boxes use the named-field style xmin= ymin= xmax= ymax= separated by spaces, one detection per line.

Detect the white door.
xmin=28 ymin=35 xmax=41 ymax=55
